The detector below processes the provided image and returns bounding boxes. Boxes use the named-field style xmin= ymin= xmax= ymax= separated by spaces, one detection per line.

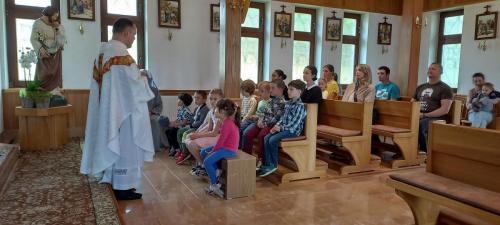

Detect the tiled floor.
xmin=117 ymin=151 xmax=420 ymax=225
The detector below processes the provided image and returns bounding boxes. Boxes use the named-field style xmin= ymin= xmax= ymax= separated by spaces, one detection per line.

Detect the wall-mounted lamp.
xmin=415 ymin=16 xmax=422 ymax=29
xmin=381 ymin=45 xmax=389 ymax=55
xmin=166 ymin=30 xmax=173 ymax=41
xmin=79 ymin=23 xmax=84 ymax=35
xmin=331 ymin=42 xmax=338 ymax=51
xmin=478 ymin=40 xmax=487 ymax=52
xmin=281 ymin=39 xmax=287 ymax=48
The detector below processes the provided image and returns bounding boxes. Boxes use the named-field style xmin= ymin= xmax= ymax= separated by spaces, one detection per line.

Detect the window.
xmin=241 ymin=2 xmax=265 ymax=83
xmin=292 ymin=7 xmax=316 ymax=80
xmin=340 ymin=13 xmax=361 ymax=85
xmin=101 ymin=0 xmax=145 ymax=66
xmin=6 ymin=0 xmax=60 ymax=87
xmin=437 ymin=10 xmax=464 ymax=88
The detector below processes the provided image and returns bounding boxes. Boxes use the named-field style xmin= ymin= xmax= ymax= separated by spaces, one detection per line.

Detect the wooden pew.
xmin=265 ymin=104 xmax=328 ymax=185
xmin=387 ymin=123 xmax=500 ymax=225
xmin=399 ymin=96 xmax=462 ymax=125
xmin=316 ymin=100 xmax=378 ymax=175
xmin=488 ymin=103 xmax=500 ymax=130
xmin=372 ymin=100 xmax=424 ymax=168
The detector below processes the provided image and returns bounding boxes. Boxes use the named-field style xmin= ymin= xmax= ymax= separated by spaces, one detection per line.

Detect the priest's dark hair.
xmin=112 ymin=18 xmax=135 ymax=34
xmin=178 ymin=93 xmax=193 ymax=107
xmin=216 ymin=99 xmax=241 ymax=128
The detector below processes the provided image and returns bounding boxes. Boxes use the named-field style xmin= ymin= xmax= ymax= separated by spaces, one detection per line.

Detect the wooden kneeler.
xmin=265 ymin=104 xmax=327 ymax=185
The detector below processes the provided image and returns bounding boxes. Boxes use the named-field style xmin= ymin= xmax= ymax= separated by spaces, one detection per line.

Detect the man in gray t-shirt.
xmin=413 ymin=63 xmax=453 ymax=152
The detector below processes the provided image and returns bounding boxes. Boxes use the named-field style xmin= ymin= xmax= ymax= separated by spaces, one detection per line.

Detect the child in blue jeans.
xmin=258 ymin=80 xmax=307 ymax=177
xmin=200 ymin=99 xmax=240 ymax=198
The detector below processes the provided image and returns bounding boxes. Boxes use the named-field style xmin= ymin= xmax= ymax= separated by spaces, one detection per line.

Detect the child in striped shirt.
xmin=258 ymin=80 xmax=307 ymax=177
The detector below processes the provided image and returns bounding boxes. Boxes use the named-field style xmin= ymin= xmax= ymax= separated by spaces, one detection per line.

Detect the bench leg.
xmin=339 ymin=141 xmax=379 ymax=175
xmin=391 ymin=136 xmax=420 ymax=168
xmin=396 ymin=189 xmax=439 ymax=225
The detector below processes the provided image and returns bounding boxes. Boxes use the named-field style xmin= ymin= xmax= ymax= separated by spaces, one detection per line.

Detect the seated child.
xmin=185 ymin=89 xmax=224 ymax=175
xmin=242 ymin=80 xmax=285 ymax=168
xmin=201 ymin=99 xmax=240 ymax=198
xmin=239 ymin=81 xmax=269 ymax=148
xmin=166 ymin=93 xmax=193 ymax=156
xmin=240 ymin=79 xmax=258 ymax=131
xmin=258 ymin=80 xmax=307 ymax=177
xmin=175 ymin=90 xmax=209 ymax=164
xmin=319 ymin=78 xmax=328 ymax=99
xmin=468 ymin=82 xmax=498 ymax=128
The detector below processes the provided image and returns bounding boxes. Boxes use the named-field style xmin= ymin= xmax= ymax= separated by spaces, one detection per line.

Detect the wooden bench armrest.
xmin=387 ymin=178 xmax=500 ymax=223
xmin=388 ymin=172 xmax=500 ymax=219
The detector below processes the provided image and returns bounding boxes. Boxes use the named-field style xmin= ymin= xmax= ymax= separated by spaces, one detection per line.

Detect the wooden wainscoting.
xmin=2 ymin=89 xmax=207 ymax=137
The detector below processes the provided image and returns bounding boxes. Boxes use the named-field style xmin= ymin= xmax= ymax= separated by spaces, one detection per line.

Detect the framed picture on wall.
xmin=67 ymin=0 xmax=95 ymax=21
xmin=325 ymin=17 xmax=342 ymax=41
xmin=274 ymin=11 xmax=292 ymax=38
xmin=210 ymin=4 xmax=220 ymax=32
xmin=475 ymin=11 xmax=497 ymax=40
xmin=377 ymin=21 xmax=392 ymax=45
xmin=159 ymin=0 xmax=181 ymax=28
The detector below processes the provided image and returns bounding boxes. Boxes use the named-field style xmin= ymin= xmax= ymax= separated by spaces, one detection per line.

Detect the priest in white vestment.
xmin=80 ymin=18 xmax=154 ymax=200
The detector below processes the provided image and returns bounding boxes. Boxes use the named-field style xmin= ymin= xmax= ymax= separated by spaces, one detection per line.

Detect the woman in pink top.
xmin=201 ymin=99 xmax=240 ymax=198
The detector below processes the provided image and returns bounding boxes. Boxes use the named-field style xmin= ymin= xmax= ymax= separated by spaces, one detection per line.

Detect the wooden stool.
xmin=220 ymin=150 xmax=256 ymax=199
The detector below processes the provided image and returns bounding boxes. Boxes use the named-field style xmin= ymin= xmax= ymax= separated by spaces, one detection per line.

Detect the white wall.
xmin=458 ymin=1 xmax=500 ymax=94
xmin=148 ymin=0 xmax=220 ymax=90
xmin=60 ymin=0 xmax=100 ymax=89
xmin=419 ymin=1 xmax=500 ymax=94
xmin=364 ymin=13 xmax=402 ymax=87
xmin=418 ymin=11 xmax=440 ymax=86
xmin=264 ymin=1 xmax=295 ymax=83
xmin=318 ymin=8 xmax=344 ymax=80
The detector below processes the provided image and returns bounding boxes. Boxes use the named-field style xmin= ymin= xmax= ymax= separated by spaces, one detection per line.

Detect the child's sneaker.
xmin=205 ymin=183 xmax=224 ymax=198
xmin=196 ymin=167 xmax=207 ymax=176
xmin=176 ymin=153 xmax=192 ymax=165
xmin=174 ymin=150 xmax=181 ymax=159
xmin=190 ymin=165 xmax=201 ymax=176
xmin=256 ymin=159 xmax=262 ymax=171
xmin=258 ymin=166 xmax=277 ymax=177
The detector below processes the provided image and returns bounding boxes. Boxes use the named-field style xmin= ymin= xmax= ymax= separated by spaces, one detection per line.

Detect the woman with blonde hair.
xmin=342 ymin=64 xmax=375 ymax=102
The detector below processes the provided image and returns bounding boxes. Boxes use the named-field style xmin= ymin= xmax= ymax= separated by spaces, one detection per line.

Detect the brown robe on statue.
xmin=35 ymin=50 xmax=62 ymax=91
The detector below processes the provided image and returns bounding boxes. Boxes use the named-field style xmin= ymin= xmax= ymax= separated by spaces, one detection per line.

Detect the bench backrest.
xmin=446 ymin=100 xmax=462 ymax=125
xmin=303 ymin=103 xmax=318 ymax=140
xmin=428 ymin=122 xmax=500 ymax=193
xmin=375 ymin=100 xmax=419 ymax=131
xmin=319 ymin=100 xmax=373 ymax=136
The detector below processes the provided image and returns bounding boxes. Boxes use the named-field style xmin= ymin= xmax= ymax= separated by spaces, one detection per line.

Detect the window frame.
xmin=241 ymin=2 xmax=265 ymax=83
xmin=293 ymin=7 xmax=316 ymax=67
xmin=341 ymin=12 xmax=361 ymax=85
xmin=100 ymin=0 xmax=145 ymax=67
xmin=5 ymin=0 xmax=60 ymax=87
xmin=437 ymin=9 xmax=463 ymax=91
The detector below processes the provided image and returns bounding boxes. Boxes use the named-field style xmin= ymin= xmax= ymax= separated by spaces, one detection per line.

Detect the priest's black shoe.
xmin=113 ymin=189 xmax=142 ymax=200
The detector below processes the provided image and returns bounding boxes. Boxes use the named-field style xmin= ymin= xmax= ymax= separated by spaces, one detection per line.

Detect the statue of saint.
xmin=30 ymin=6 xmax=66 ymax=92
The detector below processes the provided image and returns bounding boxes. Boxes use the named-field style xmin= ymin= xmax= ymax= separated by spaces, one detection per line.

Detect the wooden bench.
xmin=220 ymin=150 xmax=256 ymax=199
xmin=400 ymin=96 xmax=462 ymax=125
xmin=488 ymin=103 xmax=500 ymax=130
xmin=387 ymin=122 xmax=500 ymax=225
xmin=265 ymin=104 xmax=328 ymax=185
xmin=372 ymin=100 xmax=424 ymax=168
xmin=317 ymin=100 xmax=379 ymax=175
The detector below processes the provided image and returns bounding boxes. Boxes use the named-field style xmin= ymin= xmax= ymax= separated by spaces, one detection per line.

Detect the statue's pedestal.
xmin=15 ymin=105 xmax=73 ymax=151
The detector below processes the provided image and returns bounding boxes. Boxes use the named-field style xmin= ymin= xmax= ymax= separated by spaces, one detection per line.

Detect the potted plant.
xmin=18 ymin=47 xmax=38 ymax=108
xmin=31 ymin=91 xmax=53 ymax=108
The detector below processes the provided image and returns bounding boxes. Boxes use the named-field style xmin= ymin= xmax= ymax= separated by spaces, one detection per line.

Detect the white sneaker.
xmin=256 ymin=160 xmax=262 ymax=171
xmin=205 ymin=183 xmax=224 ymax=198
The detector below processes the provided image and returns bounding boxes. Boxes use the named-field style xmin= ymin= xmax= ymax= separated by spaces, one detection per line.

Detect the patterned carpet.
xmin=0 ymin=141 xmax=121 ymax=225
